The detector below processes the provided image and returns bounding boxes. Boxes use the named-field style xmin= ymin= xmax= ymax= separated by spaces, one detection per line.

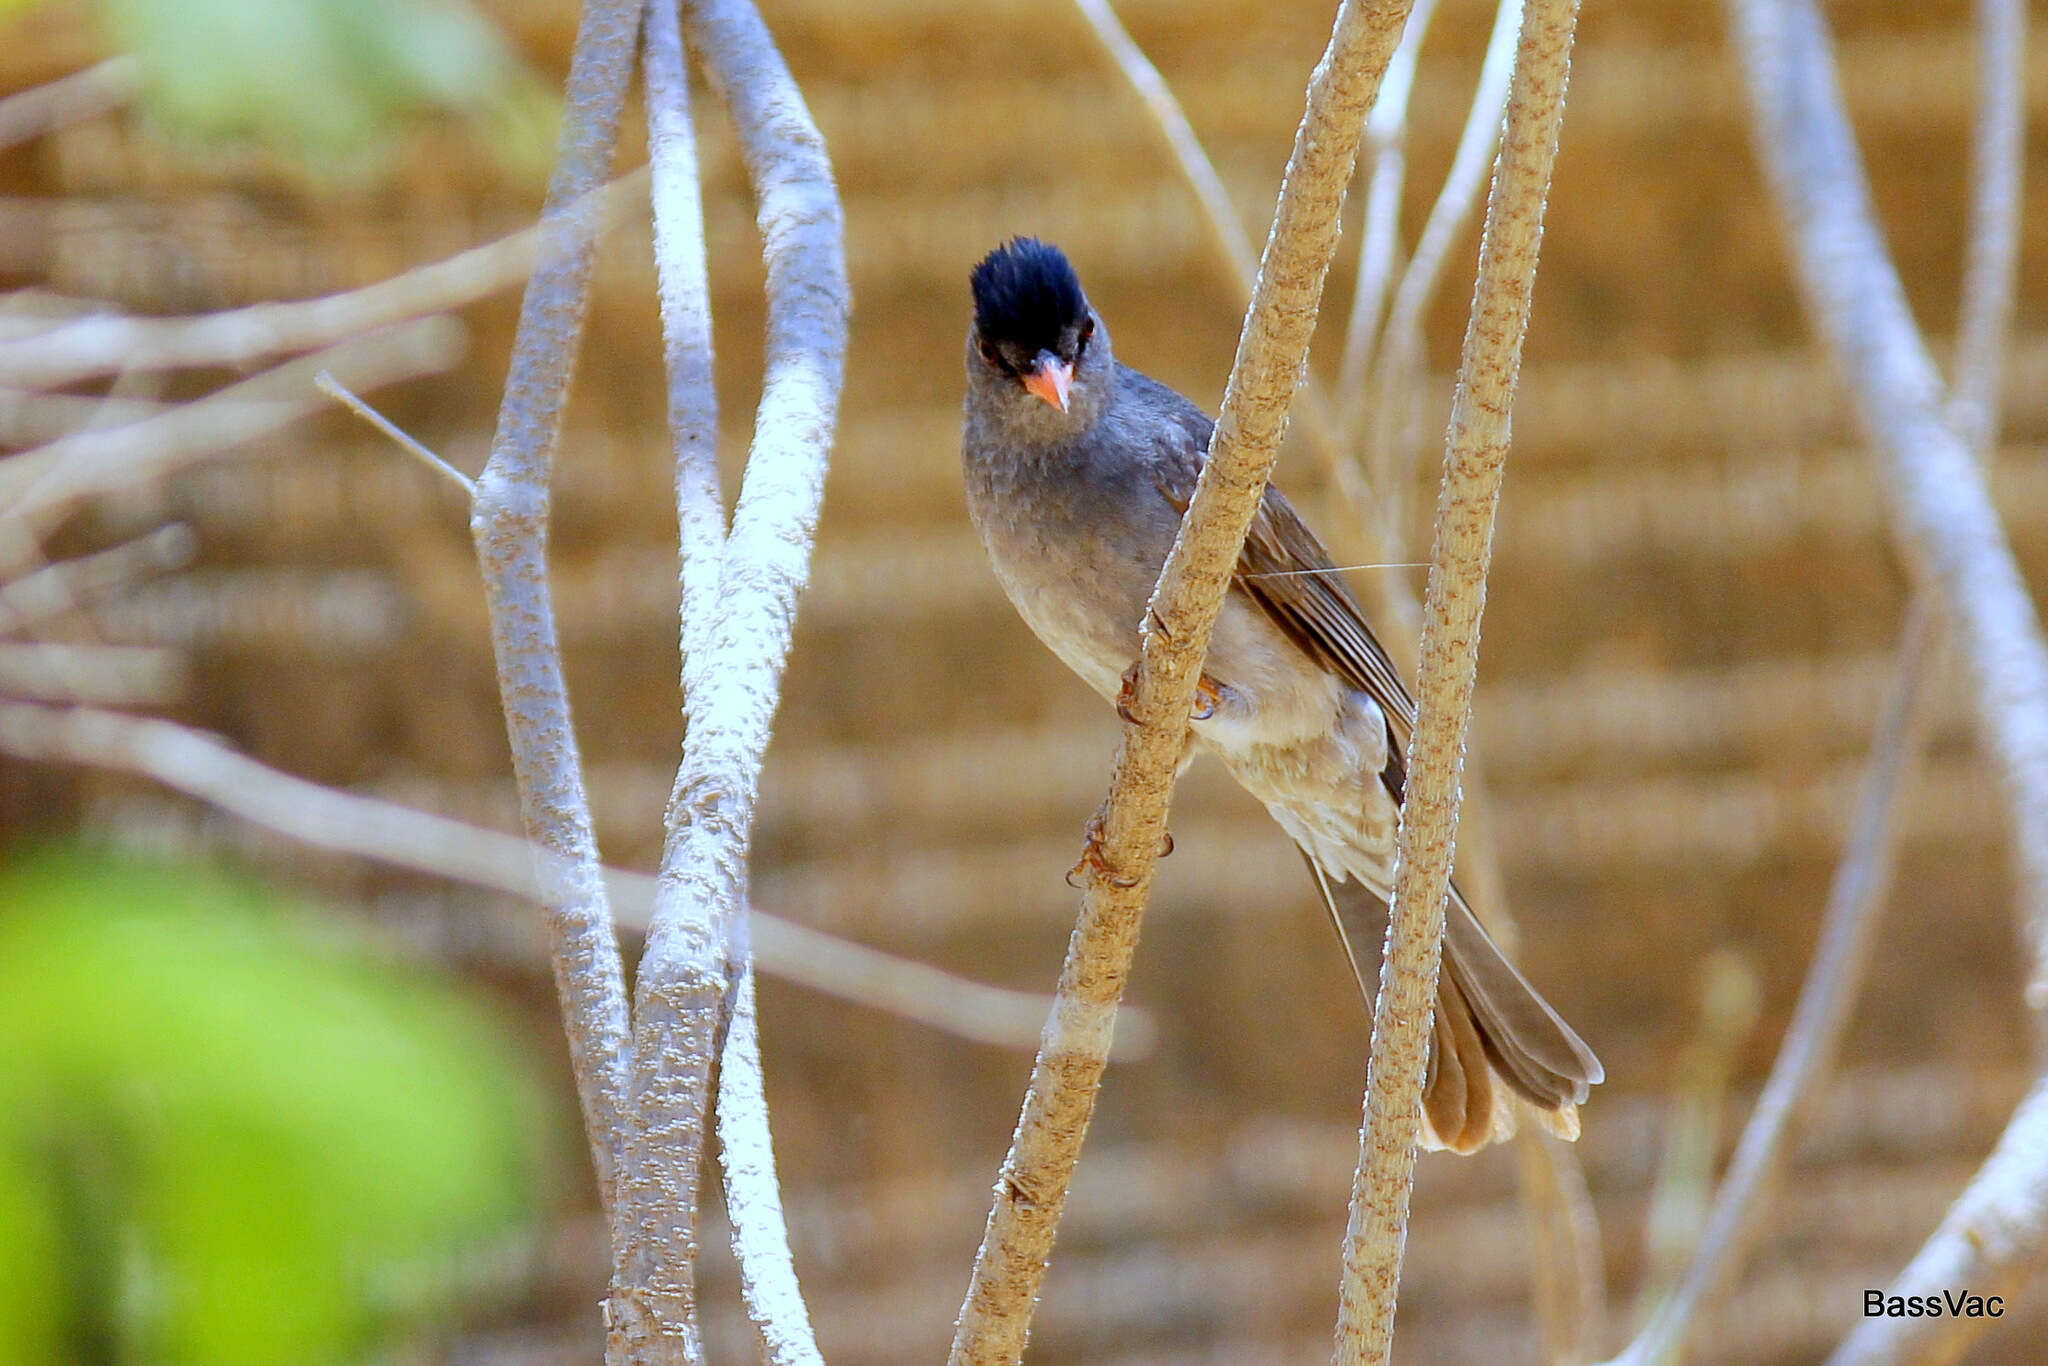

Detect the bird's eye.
xmin=1076 ymin=316 xmax=1096 ymax=354
xmin=977 ymin=338 xmax=1002 ymax=368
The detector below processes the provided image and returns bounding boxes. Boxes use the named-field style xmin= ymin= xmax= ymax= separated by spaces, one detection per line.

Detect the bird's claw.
xmin=1065 ymin=812 xmax=1170 ymax=889
xmin=1116 ymin=665 xmax=1225 ymax=725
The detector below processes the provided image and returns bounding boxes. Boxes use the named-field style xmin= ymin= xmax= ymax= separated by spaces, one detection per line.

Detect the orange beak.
xmin=1022 ymin=353 xmax=1074 ymax=411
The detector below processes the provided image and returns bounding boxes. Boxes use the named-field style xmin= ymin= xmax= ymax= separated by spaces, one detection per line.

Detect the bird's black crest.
xmin=970 ymin=238 xmax=1088 ymax=355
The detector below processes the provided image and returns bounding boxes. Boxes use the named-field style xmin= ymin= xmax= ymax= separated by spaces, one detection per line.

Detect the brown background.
xmin=5 ymin=0 xmax=2047 ymax=1360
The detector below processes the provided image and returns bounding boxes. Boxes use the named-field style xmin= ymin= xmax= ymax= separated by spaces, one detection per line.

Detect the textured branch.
xmin=1331 ymin=0 xmax=1579 ymax=1361
xmin=468 ymin=0 xmax=642 ymax=1224
xmin=948 ymin=3 xmax=1421 ymax=1361
xmin=0 ymin=171 xmax=646 ymax=390
xmin=610 ymin=0 xmax=847 ymax=1357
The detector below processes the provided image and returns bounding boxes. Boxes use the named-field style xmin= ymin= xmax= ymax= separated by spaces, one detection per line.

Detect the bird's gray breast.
xmin=962 ymin=422 xmax=1182 ymax=701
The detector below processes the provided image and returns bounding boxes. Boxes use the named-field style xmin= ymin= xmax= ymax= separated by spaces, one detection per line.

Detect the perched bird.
xmin=961 ymin=238 xmax=1602 ymax=1152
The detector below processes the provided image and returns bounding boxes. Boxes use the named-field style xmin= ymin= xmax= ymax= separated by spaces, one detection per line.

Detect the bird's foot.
xmin=1115 ymin=663 xmax=1227 ymax=725
xmin=1065 ymin=811 xmax=1172 ymax=889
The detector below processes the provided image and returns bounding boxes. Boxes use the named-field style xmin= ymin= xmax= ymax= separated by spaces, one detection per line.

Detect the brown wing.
xmin=1150 ymin=464 xmax=1415 ymax=742
xmin=1125 ymin=364 xmax=1415 ymax=747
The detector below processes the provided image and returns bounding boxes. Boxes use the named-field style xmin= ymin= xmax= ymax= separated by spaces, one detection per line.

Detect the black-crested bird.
xmin=959 ymin=237 xmax=1601 ymax=1151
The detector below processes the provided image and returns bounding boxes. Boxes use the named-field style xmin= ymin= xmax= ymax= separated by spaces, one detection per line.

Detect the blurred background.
xmin=1 ymin=0 xmax=2044 ymax=1361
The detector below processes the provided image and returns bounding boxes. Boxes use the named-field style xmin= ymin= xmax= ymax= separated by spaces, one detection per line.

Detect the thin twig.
xmin=1332 ymin=0 xmax=1580 ymax=1361
xmin=1367 ymin=0 xmax=1524 ymax=548
xmin=1337 ymin=0 xmax=1439 ymax=413
xmin=0 ymin=642 xmax=183 ymax=704
xmin=1608 ymin=602 xmax=1940 ymax=1366
xmin=1730 ymin=0 xmax=2048 ymax=1361
xmin=0 ymin=320 xmax=463 ymax=530
xmin=0 ymin=524 xmax=194 ymax=638
xmin=0 ymin=700 xmax=1095 ymax=1051
xmin=0 ymin=57 xmax=140 ymax=151
xmin=1730 ymin=0 xmax=2048 ymax=986
xmin=316 ymin=371 xmax=476 ymax=496
xmin=469 ymin=0 xmax=642 ymax=1232
xmin=0 ymin=169 xmax=647 ymax=390
xmin=1606 ymin=0 xmax=2025 ymax=1357
xmin=948 ymin=3 xmax=1421 ymax=1361
xmin=613 ymin=0 xmax=848 ymax=1359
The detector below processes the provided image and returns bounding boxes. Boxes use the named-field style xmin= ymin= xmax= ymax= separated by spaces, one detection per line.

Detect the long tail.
xmin=1303 ymin=855 xmax=1603 ymax=1154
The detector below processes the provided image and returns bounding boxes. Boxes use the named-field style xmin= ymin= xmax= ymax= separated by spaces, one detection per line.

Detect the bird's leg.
xmin=1066 ymin=808 xmax=1174 ymax=889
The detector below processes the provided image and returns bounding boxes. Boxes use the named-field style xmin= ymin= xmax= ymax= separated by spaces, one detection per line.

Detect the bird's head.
xmin=967 ymin=238 xmax=1111 ymax=429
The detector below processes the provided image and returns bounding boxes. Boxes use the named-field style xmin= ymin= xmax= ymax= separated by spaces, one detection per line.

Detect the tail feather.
xmin=1302 ymin=854 xmax=1600 ymax=1154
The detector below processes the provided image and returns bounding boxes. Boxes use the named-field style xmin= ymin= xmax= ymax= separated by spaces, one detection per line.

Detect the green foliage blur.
xmin=0 ymin=850 xmax=563 ymax=1366
xmin=89 ymin=0 xmax=559 ymax=180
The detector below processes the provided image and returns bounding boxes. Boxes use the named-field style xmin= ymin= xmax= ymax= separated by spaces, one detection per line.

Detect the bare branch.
xmin=949 ymin=3 xmax=1422 ymax=1361
xmin=0 ymin=642 xmax=183 ymax=704
xmin=612 ymin=0 xmax=848 ymax=1358
xmin=0 ymin=320 xmax=462 ymax=530
xmin=1366 ymin=0 xmax=1523 ymax=545
xmin=0 ymin=57 xmax=139 ymax=151
xmin=0 ymin=524 xmax=194 ymax=637
xmin=1729 ymin=0 xmax=2048 ymax=988
xmin=0 ymin=170 xmax=647 ymax=390
xmin=1332 ymin=0 xmax=1580 ymax=1360
xmin=0 ymin=700 xmax=1094 ymax=1051
xmin=1337 ymin=0 xmax=1438 ymax=410
xmin=316 ymin=371 xmax=476 ymax=496
xmin=713 ymin=963 xmax=819 ymax=1366
xmin=468 ymin=0 xmax=642 ymax=1227
xmin=1947 ymin=0 xmax=2025 ymax=459
xmin=1070 ymin=0 xmax=1259 ymax=292
xmin=1729 ymin=0 xmax=2048 ymax=1360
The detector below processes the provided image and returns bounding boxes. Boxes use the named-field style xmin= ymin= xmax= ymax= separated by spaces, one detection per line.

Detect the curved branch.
xmin=948 ymin=2 xmax=1422 ymax=1361
xmin=1332 ymin=0 xmax=1580 ymax=1360
xmin=468 ymin=0 xmax=643 ymax=1221
xmin=611 ymin=0 xmax=847 ymax=1356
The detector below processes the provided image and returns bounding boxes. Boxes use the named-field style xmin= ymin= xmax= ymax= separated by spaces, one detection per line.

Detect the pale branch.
xmin=1070 ymin=0 xmax=1259 ymax=292
xmin=1948 ymin=0 xmax=2025 ymax=459
xmin=0 ymin=320 xmax=462 ymax=529
xmin=0 ymin=700 xmax=1096 ymax=1052
xmin=315 ymin=371 xmax=476 ymax=496
xmin=0 ymin=642 xmax=182 ymax=705
xmin=1828 ymin=1076 xmax=2048 ymax=1366
xmin=0 ymin=169 xmax=647 ymax=390
xmin=0 ymin=57 xmax=139 ymax=151
xmin=1606 ymin=0 xmax=2026 ymax=1354
xmin=947 ymin=2 xmax=1423 ymax=1361
xmin=1729 ymin=0 xmax=2048 ymax=995
xmin=1730 ymin=0 xmax=2048 ymax=1360
xmin=469 ymin=0 xmax=643 ymax=1224
xmin=1517 ymin=1131 xmax=1608 ymax=1366
xmin=612 ymin=0 xmax=847 ymax=1358
xmin=1332 ymin=0 xmax=1580 ymax=1362
xmin=0 ymin=523 xmax=194 ymax=637
xmin=1336 ymin=0 xmax=1438 ymax=411
xmin=713 ymin=962 xmax=821 ymax=1366
xmin=637 ymin=3 xmax=729 ymax=1349
xmin=1604 ymin=600 xmax=1940 ymax=1366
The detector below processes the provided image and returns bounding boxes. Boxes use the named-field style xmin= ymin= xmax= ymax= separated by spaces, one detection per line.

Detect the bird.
xmin=960 ymin=237 xmax=1602 ymax=1152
